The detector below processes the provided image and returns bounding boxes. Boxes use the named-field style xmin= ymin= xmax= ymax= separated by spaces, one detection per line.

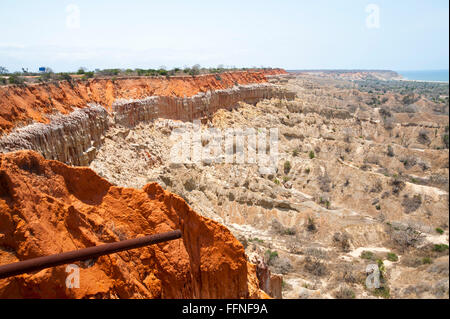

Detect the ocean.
xmin=397 ymin=70 xmax=449 ymax=82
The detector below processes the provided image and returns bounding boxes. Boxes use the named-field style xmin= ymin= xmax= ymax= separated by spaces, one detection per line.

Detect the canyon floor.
xmin=89 ymin=73 xmax=449 ymax=299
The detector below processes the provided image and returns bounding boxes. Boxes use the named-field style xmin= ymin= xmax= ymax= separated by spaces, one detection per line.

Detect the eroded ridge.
xmin=0 ymin=72 xmax=294 ymax=166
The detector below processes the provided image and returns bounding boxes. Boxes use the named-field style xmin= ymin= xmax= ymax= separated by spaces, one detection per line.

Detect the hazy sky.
xmin=0 ymin=0 xmax=448 ymax=72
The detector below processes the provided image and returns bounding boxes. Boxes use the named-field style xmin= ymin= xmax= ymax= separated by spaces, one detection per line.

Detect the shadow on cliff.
xmin=48 ymin=161 xmax=111 ymax=206
xmin=144 ymin=182 xmax=251 ymax=298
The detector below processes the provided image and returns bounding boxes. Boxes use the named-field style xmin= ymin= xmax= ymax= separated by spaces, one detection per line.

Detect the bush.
xmin=387 ymin=145 xmax=394 ymax=157
xmin=417 ymin=130 xmax=431 ymax=145
xmin=38 ymin=72 xmax=52 ymax=82
xmin=383 ymin=117 xmax=395 ymax=130
xmin=304 ymin=256 xmax=327 ymax=277
xmin=361 ymin=251 xmax=374 ymax=260
xmin=422 ymin=257 xmax=433 ymax=264
xmin=387 ymin=253 xmax=398 ymax=262
xmin=390 ymin=177 xmax=406 ymax=195
xmin=58 ymin=73 xmax=72 ymax=82
xmin=270 ymin=256 xmax=293 ymax=274
xmin=8 ymin=74 xmax=24 ymax=84
xmin=339 ymin=264 xmax=359 ymax=284
xmin=435 ymin=228 xmax=444 ymax=235
xmin=284 ymin=161 xmax=291 ymax=174
xmin=306 ymin=216 xmax=317 ymax=232
xmin=443 ymin=133 xmax=449 ymax=149
xmin=334 ymin=287 xmax=355 ymax=299
xmin=158 ymin=69 xmax=168 ymax=76
xmin=82 ymin=71 xmax=94 ymax=79
xmin=390 ymin=225 xmax=423 ymax=250
xmin=236 ymin=234 xmax=248 ymax=249
xmin=333 ymin=232 xmax=351 ymax=252
xmin=309 ymin=151 xmax=315 ymax=159
xmin=271 ymin=219 xmax=296 ymax=236
xmin=401 ymin=194 xmax=422 ymax=214
xmin=292 ymin=149 xmax=299 ymax=157
xmin=248 ymin=237 xmax=264 ymax=244
xmin=372 ymin=286 xmax=390 ymax=299
xmin=400 ymin=156 xmax=417 ymax=169
xmin=265 ymin=249 xmax=279 ymax=264
xmin=433 ymin=244 xmax=449 ymax=252
xmin=0 ymin=77 xmax=6 ymax=85
xmin=318 ymin=174 xmax=331 ymax=192
xmin=99 ymin=69 xmax=120 ymax=76
xmin=319 ymin=197 xmax=331 ymax=209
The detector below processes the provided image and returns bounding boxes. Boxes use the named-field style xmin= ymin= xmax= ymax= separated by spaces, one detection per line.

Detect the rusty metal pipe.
xmin=0 ymin=229 xmax=182 ymax=280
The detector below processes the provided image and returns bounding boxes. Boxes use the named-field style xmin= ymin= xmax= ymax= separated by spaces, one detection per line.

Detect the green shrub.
xmin=435 ymin=228 xmax=444 ymax=235
xmin=248 ymin=237 xmax=264 ymax=244
xmin=58 ymin=73 xmax=72 ymax=82
xmin=158 ymin=69 xmax=168 ymax=76
xmin=422 ymin=257 xmax=433 ymax=264
xmin=82 ymin=71 xmax=94 ymax=80
xmin=433 ymin=244 xmax=449 ymax=252
xmin=387 ymin=253 xmax=398 ymax=262
xmin=265 ymin=249 xmax=279 ymax=263
xmin=360 ymin=251 xmax=374 ymax=260
xmin=309 ymin=151 xmax=315 ymax=159
xmin=372 ymin=286 xmax=390 ymax=299
xmin=8 ymin=74 xmax=24 ymax=84
xmin=38 ymin=72 xmax=52 ymax=82
xmin=284 ymin=161 xmax=291 ymax=174
xmin=305 ymin=168 xmax=310 ymax=174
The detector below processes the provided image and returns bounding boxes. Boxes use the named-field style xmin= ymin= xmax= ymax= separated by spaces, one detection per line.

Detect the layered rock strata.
xmin=112 ymin=83 xmax=295 ymax=127
xmin=0 ymin=106 xmax=109 ymax=166
xmin=0 ymin=73 xmax=294 ymax=166
xmin=0 ymin=71 xmax=287 ymax=133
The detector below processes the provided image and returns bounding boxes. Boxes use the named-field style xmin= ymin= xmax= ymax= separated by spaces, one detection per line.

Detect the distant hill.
xmin=287 ymin=69 xmax=402 ymax=81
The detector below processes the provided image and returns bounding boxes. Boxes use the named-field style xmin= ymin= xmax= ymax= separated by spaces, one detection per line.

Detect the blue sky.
xmin=0 ymin=0 xmax=448 ymax=72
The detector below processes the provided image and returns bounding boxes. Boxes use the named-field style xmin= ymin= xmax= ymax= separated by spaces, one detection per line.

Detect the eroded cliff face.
xmin=0 ymin=150 xmax=265 ymax=299
xmin=0 ymin=70 xmax=286 ymax=133
xmin=0 ymin=71 xmax=294 ymax=166
xmin=0 ymin=106 xmax=109 ymax=166
xmin=112 ymin=83 xmax=295 ymax=127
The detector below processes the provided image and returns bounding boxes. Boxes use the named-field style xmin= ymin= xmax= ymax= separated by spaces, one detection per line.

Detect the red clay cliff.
xmin=0 ymin=150 xmax=266 ymax=298
xmin=0 ymin=70 xmax=287 ymax=134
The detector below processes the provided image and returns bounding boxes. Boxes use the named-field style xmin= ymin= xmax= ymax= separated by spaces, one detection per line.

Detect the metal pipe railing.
xmin=0 ymin=229 xmax=182 ymax=279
